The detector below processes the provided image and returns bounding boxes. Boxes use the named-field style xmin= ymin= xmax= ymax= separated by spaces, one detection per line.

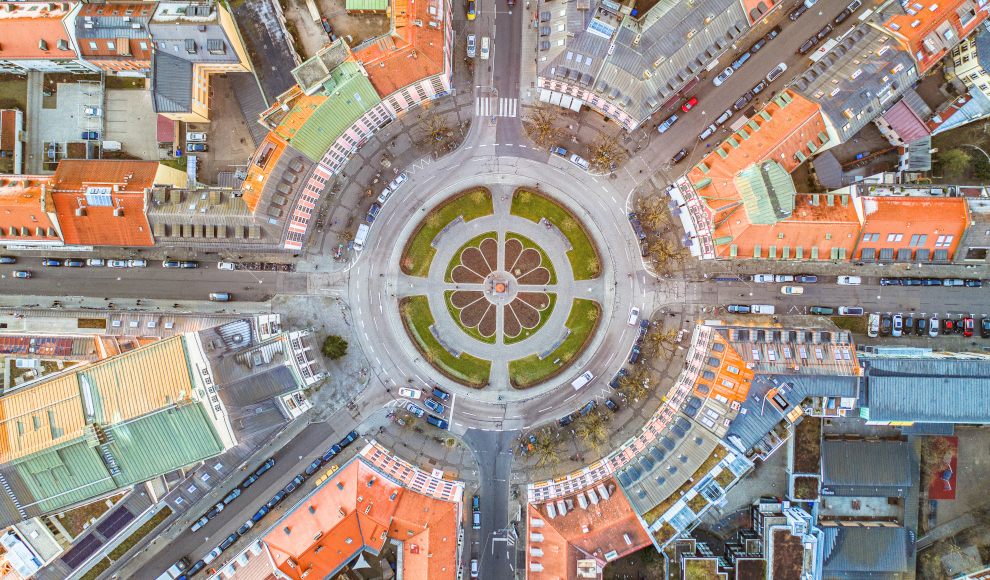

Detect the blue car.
xmin=426 ymin=415 xmax=449 ymax=429
xmin=251 ymin=505 xmax=269 ymax=522
xmin=424 ymin=398 xmax=445 ymax=414
xmin=609 ymin=369 xmax=627 ymax=389
xmin=340 ymin=430 xmax=359 ymax=447
xmin=406 ymin=403 xmax=426 ymax=417
xmin=431 ymin=387 xmax=450 ymax=401
xmin=322 ymin=444 xmax=342 ymax=462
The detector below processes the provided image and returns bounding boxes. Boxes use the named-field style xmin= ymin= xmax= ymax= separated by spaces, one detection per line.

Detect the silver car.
xmin=713 ymin=66 xmax=734 ymax=86
xmin=467 ymin=34 xmax=476 ymax=58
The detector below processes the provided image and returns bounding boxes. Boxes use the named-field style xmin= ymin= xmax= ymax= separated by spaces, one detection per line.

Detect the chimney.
xmin=39 ymin=39 xmax=49 ymax=51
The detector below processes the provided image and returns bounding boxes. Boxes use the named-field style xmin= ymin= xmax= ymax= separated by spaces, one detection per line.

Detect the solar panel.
xmin=97 ymin=507 xmax=135 ymax=538
xmin=62 ymin=534 xmax=103 ymax=569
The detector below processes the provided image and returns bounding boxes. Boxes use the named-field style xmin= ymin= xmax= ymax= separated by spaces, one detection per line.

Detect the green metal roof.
xmin=288 ymin=61 xmax=383 ymax=162
xmin=107 ymin=403 xmax=224 ymax=486
xmin=733 ymin=161 xmax=796 ymax=226
xmin=346 ymin=0 xmax=388 ymax=10
xmin=13 ymin=440 xmax=116 ymax=514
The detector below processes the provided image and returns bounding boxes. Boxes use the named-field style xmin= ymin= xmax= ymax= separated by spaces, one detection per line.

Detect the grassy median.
xmin=510 ymin=191 xmax=599 ymax=280
xmin=508 ymin=298 xmax=599 ymax=387
xmin=108 ymin=505 xmax=173 ymax=561
xmin=402 ymin=190 xmax=494 ymax=277
xmin=401 ymin=296 xmax=491 ymax=387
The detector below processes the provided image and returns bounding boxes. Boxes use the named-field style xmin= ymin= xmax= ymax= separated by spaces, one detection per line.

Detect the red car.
xmin=965 ymin=317 xmax=975 ymax=337
xmin=681 ymin=97 xmax=698 ymax=112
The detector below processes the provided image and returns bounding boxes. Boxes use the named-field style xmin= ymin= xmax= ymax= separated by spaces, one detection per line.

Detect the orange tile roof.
xmin=263 ymin=454 xmax=460 ymax=580
xmin=694 ymin=334 xmax=753 ymax=403
xmin=353 ymin=0 xmax=445 ymax=96
xmin=51 ymin=160 xmax=158 ymax=246
xmin=0 ymin=176 xmax=59 ymax=240
xmin=527 ymin=479 xmax=652 ymax=580
xmin=0 ymin=2 xmax=77 ymax=59
xmin=882 ymin=0 xmax=989 ymax=74
xmin=271 ymin=94 xmax=328 ymax=143
xmin=243 ymin=135 xmax=288 ymax=213
xmin=857 ymin=196 xmax=970 ymax=258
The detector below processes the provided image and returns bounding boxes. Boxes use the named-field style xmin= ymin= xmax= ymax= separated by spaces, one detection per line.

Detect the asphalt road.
xmin=133 ymin=423 xmax=340 ymax=580
xmin=462 ymin=429 xmax=517 ymax=580
xmin=0 ymin=260 xmax=289 ymax=302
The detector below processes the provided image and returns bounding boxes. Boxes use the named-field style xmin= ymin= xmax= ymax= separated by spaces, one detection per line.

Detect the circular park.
xmin=397 ymin=187 xmax=606 ymax=390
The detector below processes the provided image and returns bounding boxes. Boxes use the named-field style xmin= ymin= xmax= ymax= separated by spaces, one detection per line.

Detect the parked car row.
xmin=879 ymin=277 xmax=982 ymax=287
xmin=404 ymin=386 xmax=450 ymax=429
xmin=868 ymin=313 xmax=990 ymax=339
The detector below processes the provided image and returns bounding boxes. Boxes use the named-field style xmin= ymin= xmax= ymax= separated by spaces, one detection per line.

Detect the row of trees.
xmin=522 ymin=105 xmax=629 ymax=173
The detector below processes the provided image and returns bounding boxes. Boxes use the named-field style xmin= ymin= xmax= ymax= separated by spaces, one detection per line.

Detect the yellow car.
xmin=780 ymin=286 xmax=804 ymax=295
xmin=467 ymin=0 xmax=475 ymax=19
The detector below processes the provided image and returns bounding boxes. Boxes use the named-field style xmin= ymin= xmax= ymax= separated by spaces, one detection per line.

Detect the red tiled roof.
xmin=0 ymin=110 xmax=20 ymax=151
xmin=527 ymin=480 xmax=652 ymax=580
xmin=0 ymin=176 xmax=60 ymax=241
xmin=243 ymin=135 xmax=288 ymax=213
xmin=353 ymin=0 xmax=445 ymax=97
xmin=856 ymin=196 xmax=970 ymax=259
xmin=0 ymin=2 xmax=77 ymax=60
xmin=882 ymin=0 xmax=989 ymax=74
xmin=157 ymin=115 xmax=176 ymax=143
xmin=51 ymin=160 xmax=159 ymax=246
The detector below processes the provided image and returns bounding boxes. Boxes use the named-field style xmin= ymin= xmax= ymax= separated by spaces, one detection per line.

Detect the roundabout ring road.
xmin=346 ymin=122 xmax=671 ymax=434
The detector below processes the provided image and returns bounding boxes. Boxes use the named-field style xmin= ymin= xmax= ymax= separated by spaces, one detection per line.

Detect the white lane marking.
xmin=591 ymin=177 xmax=598 ymax=183
xmin=383 ymin=344 xmax=390 ymax=356
xmin=488 ymin=416 xmax=501 ymax=419
xmin=611 ymin=196 xmax=617 ymax=203
xmin=538 ymin=406 xmax=552 ymax=412
xmin=376 ymin=357 xmax=381 ymax=365
xmin=387 ymin=211 xmax=396 ymax=225
xmin=365 ymin=332 xmax=369 ymax=340
xmin=464 ymin=412 xmax=476 ymax=416
xmin=479 ymin=144 xmax=487 ymax=147
xmin=361 ymin=320 xmax=365 ymax=327
xmin=597 ymin=199 xmax=607 ymax=211
xmin=358 ymin=307 xmax=362 ymax=314
xmin=357 ymin=281 xmax=360 ymax=289
xmin=455 ymin=422 xmax=463 ymax=427
xmin=379 ymin=293 xmax=383 ymax=313
xmin=606 ymin=352 xmax=616 ymax=366
xmin=565 ymin=393 xmax=578 ymax=402
xmin=519 ymin=145 xmax=527 ymax=148
xmin=368 ymin=345 xmax=374 ymax=353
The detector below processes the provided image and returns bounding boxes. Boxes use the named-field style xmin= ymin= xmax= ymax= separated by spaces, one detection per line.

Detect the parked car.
xmin=557 ymin=413 xmax=577 ymax=427
xmin=205 ymin=502 xmax=224 ymax=519
xmin=323 ymin=443 xmax=342 ymax=462
xmin=817 ymin=23 xmax=834 ymax=41
xmin=628 ymin=344 xmax=640 ymax=364
xmin=86 ymin=258 xmax=105 ymax=266
xmin=750 ymin=38 xmax=767 ymax=53
xmin=892 ymin=314 xmax=903 ymax=337
xmin=604 ymin=398 xmax=618 ymax=412
xmin=965 ymin=279 xmax=983 ymax=287
xmin=795 ymin=275 xmax=818 ymax=283
xmin=775 ymin=275 xmax=794 ymax=283
xmin=398 ymin=387 xmax=421 ymax=399
xmin=868 ymin=313 xmax=879 ymax=337
xmin=406 ymin=403 xmax=426 ymax=418
xmin=42 ymin=259 xmax=61 ymax=267
xmin=305 ymin=458 xmax=322 ymax=476
xmin=681 ymin=97 xmax=699 ymax=112
xmin=0 ymin=256 xmax=15 ymax=264
xmin=766 ymin=63 xmax=787 ymax=83
xmin=579 ymin=401 xmax=598 ymax=415
xmin=480 ymin=36 xmax=489 ymax=59
xmin=128 ymin=259 xmax=147 ymax=267
xmin=731 ymin=52 xmax=751 ymax=70
xmin=267 ymin=490 xmax=287 ymax=509
xmin=834 ymin=7 xmax=852 ymax=23
xmin=251 ymin=505 xmax=269 ymax=523
xmin=751 ymin=274 xmax=775 ymax=283
xmin=237 ymin=520 xmax=254 ymax=536
xmin=180 ymin=261 xmax=198 ymax=268
xmin=81 ymin=131 xmax=99 ymax=140
xmin=837 ymin=276 xmax=861 ymax=285
xmin=366 ymin=202 xmax=381 ymax=223
xmin=609 ymin=368 xmax=628 ymax=389
xmin=218 ymin=261 xmax=235 ymax=270
xmin=982 ymin=317 xmax=990 ymax=339
xmin=942 ymin=318 xmax=954 ymax=335
xmin=810 ymin=306 xmax=833 ymax=315
xmin=699 ymin=124 xmax=716 ymax=140
xmin=187 ymin=560 xmax=206 ymax=577
xmin=255 ymin=458 xmax=275 ymax=477
xmin=657 ymin=114 xmax=678 ymax=133
xmin=798 ymin=37 xmax=818 ymax=54
xmin=921 ymin=278 xmax=942 ymax=286
xmin=191 ymin=516 xmax=209 ymax=532
xmin=880 ymin=314 xmax=892 ymax=336
xmin=714 ymin=108 xmax=733 ymax=126
xmin=12 ymin=270 xmax=31 ymax=278
xmin=569 ymin=154 xmax=590 ymax=170
xmin=733 ymin=92 xmax=753 ymax=111
xmin=241 ymin=473 xmax=259 ymax=488
xmin=85 ymin=107 xmax=102 ymax=116
xmin=903 ymin=316 xmax=915 ymax=334
xmin=223 ymin=488 xmax=241 ymax=505
xmin=752 ymin=80 xmax=767 ymax=95
xmin=203 ymin=546 xmax=222 ymax=565
xmin=219 ymin=532 xmax=239 ymax=551
xmin=284 ymin=475 xmax=305 ymax=494
xmin=671 ymin=149 xmax=688 ymax=164
xmin=424 ymin=398 xmax=446 ymax=413
xmin=432 ymin=387 xmax=450 ymax=400
xmin=426 ymin=415 xmax=449 ymax=429
xmin=187 ymin=132 xmax=207 ymax=142
xmin=713 ymin=66 xmax=734 ymax=86
xmin=916 ymin=317 xmax=927 ymax=336
xmin=467 ymin=34 xmax=476 ymax=58
xmin=66 ymin=259 xmax=85 ymax=267
xmin=929 ymin=317 xmax=939 ymax=338
xmin=727 ymin=304 xmax=750 ymax=313
xmin=943 ymin=278 xmax=964 ymax=287
xmin=790 ymin=4 xmax=808 ymax=20
xmin=837 ymin=306 xmax=863 ymax=316
xmin=627 ymin=306 xmax=640 ymax=326
xmin=187 ymin=143 xmax=208 ymax=152
xmin=965 ymin=317 xmax=975 ymax=337
xmin=765 ymin=25 xmax=782 ymax=41
xmin=550 ymin=146 xmax=567 ymax=156
xmin=163 ymin=260 xmax=181 ymax=268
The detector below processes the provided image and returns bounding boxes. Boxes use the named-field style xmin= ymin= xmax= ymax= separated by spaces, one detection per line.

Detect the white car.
xmin=712 ymin=66 xmax=734 ymax=86
xmin=86 ymin=258 xmax=105 ymax=266
xmin=627 ymin=307 xmax=640 ymax=326
xmin=218 ymin=261 xmax=236 ymax=271
xmin=751 ymin=274 xmax=775 ymax=283
xmin=203 ymin=546 xmax=222 ymax=565
xmin=398 ymin=387 xmax=421 ymax=399
xmin=467 ymin=34 xmax=476 ymax=58
xmin=775 ymin=275 xmax=793 ymax=282
xmin=569 ymin=154 xmax=590 ymax=170
xmin=127 ymin=259 xmax=147 ymax=267
xmin=892 ymin=314 xmax=902 ymax=337
xmin=837 ymin=275 xmax=861 ymax=285
xmin=107 ymin=260 xmax=128 ymax=268
xmin=187 ymin=132 xmax=207 ymax=142
xmin=389 ymin=173 xmax=408 ymax=192
xmin=84 ymin=107 xmax=102 ymax=116
xmin=766 ymin=62 xmax=787 ymax=83
xmin=928 ymin=316 xmax=938 ymax=338
xmin=480 ymin=36 xmax=490 ymax=60
xmin=780 ymin=286 xmax=804 ymax=295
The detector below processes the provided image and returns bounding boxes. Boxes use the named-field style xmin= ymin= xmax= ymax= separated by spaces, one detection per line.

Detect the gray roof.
xmin=790 ymin=25 xmax=919 ymax=143
xmin=907 ymin=136 xmax=932 ymax=171
xmin=148 ymin=22 xmax=241 ymax=65
xmin=821 ymin=440 xmax=912 ymax=497
xmin=539 ymin=0 xmax=747 ymax=127
xmin=812 ymin=150 xmax=844 ymax=190
xmin=76 ymin=14 xmax=153 ymax=40
xmin=218 ymin=365 xmax=300 ymax=408
xmin=864 ymin=358 xmax=990 ymax=423
xmin=976 ymin=27 xmax=990 ymax=68
xmin=931 ymin=89 xmax=990 ymax=135
xmin=151 ymin=51 xmax=193 ymax=113
xmin=822 ymin=527 xmax=910 ymax=577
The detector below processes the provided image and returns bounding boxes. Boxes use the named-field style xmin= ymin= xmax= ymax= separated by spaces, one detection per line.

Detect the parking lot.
xmin=103 ymin=89 xmax=161 ymax=160
xmin=181 ymin=75 xmax=259 ymax=186
xmin=38 ymin=81 xmax=103 ymax=163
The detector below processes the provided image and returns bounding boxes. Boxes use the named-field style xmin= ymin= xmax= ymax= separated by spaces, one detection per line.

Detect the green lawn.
xmin=108 ymin=505 xmax=173 ymax=560
xmin=508 ymin=298 xmax=599 ymax=387
xmin=505 ymin=232 xmax=558 ymax=284
xmin=505 ymin=293 xmax=557 ymax=345
xmin=403 ymin=190 xmax=494 ymax=277
xmin=402 ymin=296 xmax=491 ymax=386
xmin=445 ymin=231 xmax=497 ymax=282
xmin=510 ymin=191 xmax=599 ymax=280
xmin=444 ymin=291 xmax=496 ymax=344
xmin=79 ymin=558 xmax=112 ymax=580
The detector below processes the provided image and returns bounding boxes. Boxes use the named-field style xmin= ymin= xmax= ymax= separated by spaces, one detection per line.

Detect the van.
xmin=187 ymin=132 xmax=207 ymax=142
xmin=699 ymin=125 xmax=716 ymax=140
xmin=714 ymin=108 xmax=733 ymax=126
xmin=156 ymin=557 xmax=191 ymax=580
xmin=809 ymin=306 xmax=833 ymax=315
xmin=751 ymin=305 xmax=775 ymax=314
xmin=353 ymin=223 xmax=370 ymax=250
xmin=837 ymin=276 xmax=861 ymax=285
xmin=570 ymin=370 xmax=594 ymax=390
xmin=210 ymin=292 xmax=230 ymax=301
xmin=868 ymin=313 xmax=880 ymax=337
xmin=837 ymin=306 xmax=864 ymax=316
xmin=480 ymin=36 xmax=490 ymax=60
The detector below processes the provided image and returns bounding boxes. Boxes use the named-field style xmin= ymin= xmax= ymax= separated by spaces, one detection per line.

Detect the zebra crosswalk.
xmin=475 ymin=97 xmax=518 ymax=118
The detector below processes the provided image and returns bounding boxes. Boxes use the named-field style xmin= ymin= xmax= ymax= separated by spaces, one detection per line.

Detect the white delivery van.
xmin=102 ymin=140 xmax=122 ymax=151
xmin=353 ymin=223 xmax=371 ymax=251
xmin=751 ymin=305 xmax=776 ymax=314
xmin=570 ymin=371 xmax=594 ymax=390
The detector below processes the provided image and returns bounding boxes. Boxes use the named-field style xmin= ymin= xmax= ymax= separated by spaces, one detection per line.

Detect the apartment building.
xmin=74 ymin=2 xmax=155 ymax=78
xmin=0 ymin=1 xmax=97 ymax=74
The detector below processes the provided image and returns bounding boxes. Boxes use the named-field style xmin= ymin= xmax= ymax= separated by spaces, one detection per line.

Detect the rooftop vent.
xmin=39 ymin=39 xmax=49 ymax=51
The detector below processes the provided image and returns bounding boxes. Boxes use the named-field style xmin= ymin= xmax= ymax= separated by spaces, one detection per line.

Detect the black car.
xmin=237 ymin=521 xmax=254 ymax=535
xmin=901 ymin=278 xmax=922 ymax=286
xmin=789 ymin=4 xmax=807 ymax=20
xmin=267 ymin=490 xmax=287 ymax=509
xmin=187 ymin=561 xmax=206 ymax=577
xmin=636 ymin=319 xmax=650 ymax=344
xmin=965 ymin=279 xmax=982 ymax=287
xmin=323 ymin=444 xmax=342 ymax=462
xmin=903 ymin=316 xmax=914 ymax=334
xmin=798 ymin=37 xmax=818 ymax=54
xmin=556 ymin=413 xmax=577 ymax=427
xmin=255 ymin=458 xmax=275 ymax=477
xmin=880 ymin=314 xmax=892 ymax=336
xmin=916 ymin=317 xmax=927 ymax=336
xmin=921 ymin=278 xmax=942 ymax=286
xmin=817 ymin=23 xmax=834 ymax=41
xmin=432 ymin=386 xmax=450 ymax=401
xmin=340 ymin=430 xmax=359 ymax=447
xmin=579 ymin=401 xmax=598 ymax=415
xmin=219 ymin=532 xmax=239 ymax=551
xmin=671 ymin=149 xmax=688 ymax=164
xmin=752 ymin=80 xmax=767 ymax=95
xmin=609 ymin=369 xmax=627 ymax=389
xmin=604 ymin=398 xmax=618 ymax=412
xmin=879 ymin=278 xmax=898 ymax=286
xmin=981 ymin=317 xmax=990 ymax=339
xmin=366 ymin=203 xmax=381 ymax=223
xmin=750 ymin=38 xmax=767 ymax=53
xmin=955 ymin=317 xmax=966 ymax=334
xmin=733 ymin=92 xmax=753 ymax=111
xmin=241 ymin=473 xmax=259 ymax=488
xmin=795 ymin=275 xmax=818 ymax=283
xmin=206 ymin=503 xmax=224 ymax=519
xmin=628 ymin=345 xmax=640 ymax=364
xmin=426 ymin=415 xmax=449 ymax=429
xmin=305 ymin=458 xmax=322 ymax=476
xmin=765 ymin=25 xmax=782 ymax=41
xmin=834 ymin=7 xmax=852 ymax=23
xmin=284 ymin=475 xmax=305 ymax=494
xmin=66 ymin=259 xmax=85 ymax=267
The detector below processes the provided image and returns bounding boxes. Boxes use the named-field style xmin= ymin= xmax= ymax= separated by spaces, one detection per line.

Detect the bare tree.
xmin=420 ymin=113 xmax=450 ymax=147
xmin=618 ymin=368 xmax=653 ymax=402
xmin=532 ymin=429 xmax=565 ymax=472
xmin=641 ymin=325 xmax=678 ymax=360
xmin=523 ymin=105 xmax=564 ymax=149
xmin=576 ymin=410 xmax=612 ymax=456
xmin=636 ymin=196 xmax=671 ymax=231
xmin=648 ymin=239 xmax=687 ymax=273
xmin=588 ymin=132 xmax=629 ymax=173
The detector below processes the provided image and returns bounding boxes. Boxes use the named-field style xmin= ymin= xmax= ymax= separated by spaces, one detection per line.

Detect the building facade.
xmin=0 ymin=2 xmax=97 ymax=74
xmin=75 ymin=2 xmax=155 ymax=78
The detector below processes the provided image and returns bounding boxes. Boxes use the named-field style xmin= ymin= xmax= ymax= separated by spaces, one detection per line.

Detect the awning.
xmin=550 ymin=91 xmax=563 ymax=105
xmin=560 ymin=94 xmax=573 ymax=109
xmin=896 ymin=248 xmax=912 ymax=261
xmin=569 ymin=97 xmax=583 ymax=112
xmin=861 ymin=248 xmax=876 ymax=261
xmin=915 ymin=248 xmax=930 ymax=261
xmin=540 ymin=89 xmax=551 ymax=102
xmin=879 ymin=248 xmax=894 ymax=261
xmin=933 ymin=249 xmax=949 ymax=262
